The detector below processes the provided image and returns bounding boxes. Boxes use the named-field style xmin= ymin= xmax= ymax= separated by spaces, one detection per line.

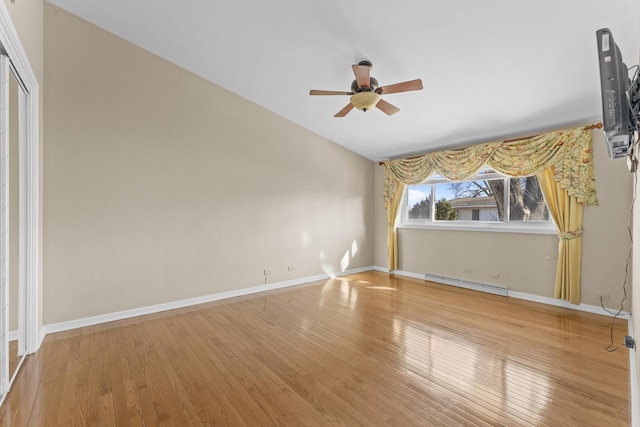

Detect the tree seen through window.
xmin=404 ymin=171 xmax=549 ymax=224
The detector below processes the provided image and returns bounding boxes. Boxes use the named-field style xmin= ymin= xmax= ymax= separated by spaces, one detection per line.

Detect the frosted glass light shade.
xmin=350 ymin=92 xmax=380 ymax=111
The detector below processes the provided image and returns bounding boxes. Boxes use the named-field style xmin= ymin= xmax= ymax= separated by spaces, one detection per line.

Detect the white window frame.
xmin=399 ymin=168 xmax=556 ymax=235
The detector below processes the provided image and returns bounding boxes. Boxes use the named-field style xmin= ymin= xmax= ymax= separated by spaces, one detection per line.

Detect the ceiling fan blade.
xmin=352 ymin=64 xmax=371 ymax=88
xmin=377 ymin=79 xmax=423 ymax=95
xmin=376 ymin=99 xmax=400 ymax=116
xmin=310 ymin=90 xmax=354 ymax=96
xmin=334 ymin=103 xmax=355 ymax=117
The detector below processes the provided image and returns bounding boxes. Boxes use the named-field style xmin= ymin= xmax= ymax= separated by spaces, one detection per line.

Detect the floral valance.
xmin=383 ymin=126 xmax=598 ymax=208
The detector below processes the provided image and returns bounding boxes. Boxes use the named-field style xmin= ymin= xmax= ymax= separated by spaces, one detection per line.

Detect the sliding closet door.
xmin=0 ymin=53 xmax=30 ymax=396
xmin=0 ymin=1 xmax=41 ymax=401
xmin=0 ymin=54 xmax=9 ymax=395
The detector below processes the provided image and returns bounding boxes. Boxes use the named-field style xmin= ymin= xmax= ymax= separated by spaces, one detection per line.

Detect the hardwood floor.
xmin=0 ymin=271 xmax=630 ymax=426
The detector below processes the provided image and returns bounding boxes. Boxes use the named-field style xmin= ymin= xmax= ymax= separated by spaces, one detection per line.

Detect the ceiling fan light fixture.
xmin=350 ymin=91 xmax=380 ymax=112
xmin=309 ymin=61 xmax=422 ymax=116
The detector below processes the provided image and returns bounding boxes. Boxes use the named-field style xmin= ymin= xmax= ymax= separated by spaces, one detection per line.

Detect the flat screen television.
xmin=596 ymin=28 xmax=636 ymax=159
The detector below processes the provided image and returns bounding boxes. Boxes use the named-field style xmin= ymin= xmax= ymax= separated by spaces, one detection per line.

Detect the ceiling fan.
xmin=309 ymin=61 xmax=423 ymax=117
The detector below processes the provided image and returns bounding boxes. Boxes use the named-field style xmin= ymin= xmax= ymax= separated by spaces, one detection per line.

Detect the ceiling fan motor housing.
xmin=351 ymin=77 xmax=378 ymax=93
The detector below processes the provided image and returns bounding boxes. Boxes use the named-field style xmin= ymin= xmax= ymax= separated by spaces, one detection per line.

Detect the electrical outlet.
xmin=287 ymin=266 xmax=295 ymax=272
xmin=263 ymin=269 xmax=271 ymax=275
xmin=600 ymin=294 xmax=610 ymax=303
xmin=625 ymin=335 xmax=635 ymax=349
xmin=464 ymin=269 xmax=472 ymax=274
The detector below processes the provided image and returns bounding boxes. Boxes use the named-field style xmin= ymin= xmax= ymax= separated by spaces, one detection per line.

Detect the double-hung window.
xmin=401 ymin=167 xmax=554 ymax=234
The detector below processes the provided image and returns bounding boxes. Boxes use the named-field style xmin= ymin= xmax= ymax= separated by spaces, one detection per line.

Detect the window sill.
xmin=397 ymin=222 xmax=557 ymax=235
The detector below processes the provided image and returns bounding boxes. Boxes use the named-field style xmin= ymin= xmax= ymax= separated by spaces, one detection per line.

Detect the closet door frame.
xmin=0 ymin=1 xmax=41 ymax=398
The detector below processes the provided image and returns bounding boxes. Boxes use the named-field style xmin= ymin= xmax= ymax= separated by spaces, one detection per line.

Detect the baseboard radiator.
xmin=423 ymin=273 xmax=508 ymax=297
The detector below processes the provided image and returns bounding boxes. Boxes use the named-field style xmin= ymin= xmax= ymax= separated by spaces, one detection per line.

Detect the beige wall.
xmin=582 ymin=130 xmax=634 ymax=309
xmin=374 ymin=130 xmax=632 ymax=309
xmin=43 ymin=5 xmax=374 ymax=324
xmin=630 ymin=16 xmax=640 ymax=418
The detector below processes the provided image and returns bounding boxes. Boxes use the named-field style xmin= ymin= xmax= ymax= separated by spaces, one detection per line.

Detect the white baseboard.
xmin=37 ymin=328 xmax=46 ymax=350
xmin=35 ymin=265 xmax=631 ymax=346
xmin=385 ymin=267 xmax=631 ymax=318
xmin=42 ymin=266 xmax=375 ymax=336
xmin=508 ymin=290 xmax=630 ymax=318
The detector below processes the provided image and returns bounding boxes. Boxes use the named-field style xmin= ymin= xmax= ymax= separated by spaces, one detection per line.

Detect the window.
xmin=402 ymin=168 xmax=553 ymax=233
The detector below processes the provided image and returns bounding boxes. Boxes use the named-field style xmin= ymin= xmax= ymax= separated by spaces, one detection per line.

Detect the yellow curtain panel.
xmin=537 ymin=167 xmax=583 ymax=304
xmin=383 ymin=125 xmax=598 ymax=303
xmin=386 ymin=180 xmax=404 ymax=271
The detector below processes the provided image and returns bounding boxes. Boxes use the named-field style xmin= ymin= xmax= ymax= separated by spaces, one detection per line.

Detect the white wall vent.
xmin=424 ymin=273 xmax=508 ymax=296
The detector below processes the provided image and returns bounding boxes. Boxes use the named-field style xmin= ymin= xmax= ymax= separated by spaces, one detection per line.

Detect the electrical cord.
xmin=603 ymin=132 xmax=638 ymax=352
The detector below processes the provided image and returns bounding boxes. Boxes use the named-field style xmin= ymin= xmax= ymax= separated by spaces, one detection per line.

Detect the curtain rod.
xmin=378 ymin=122 xmax=603 ymax=166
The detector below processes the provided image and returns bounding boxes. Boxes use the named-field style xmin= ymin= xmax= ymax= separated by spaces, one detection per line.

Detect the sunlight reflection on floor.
xmin=393 ymin=317 xmax=550 ymax=424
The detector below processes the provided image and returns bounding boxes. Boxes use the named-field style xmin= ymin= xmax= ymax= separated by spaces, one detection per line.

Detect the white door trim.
xmin=0 ymin=54 xmax=9 ymax=396
xmin=0 ymin=2 xmax=40 ymax=359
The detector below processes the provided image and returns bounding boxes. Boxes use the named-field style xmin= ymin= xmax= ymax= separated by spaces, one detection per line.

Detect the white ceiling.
xmin=48 ymin=0 xmax=640 ymax=161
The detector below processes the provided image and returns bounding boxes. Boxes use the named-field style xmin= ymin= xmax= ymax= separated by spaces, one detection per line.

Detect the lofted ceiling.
xmin=47 ymin=0 xmax=640 ymax=161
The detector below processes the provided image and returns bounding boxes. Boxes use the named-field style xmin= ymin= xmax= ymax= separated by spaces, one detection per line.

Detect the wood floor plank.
xmin=0 ymin=271 xmax=630 ymax=426
xmin=97 ymin=393 xmax=116 ymax=427
xmin=227 ymin=299 xmax=481 ymax=426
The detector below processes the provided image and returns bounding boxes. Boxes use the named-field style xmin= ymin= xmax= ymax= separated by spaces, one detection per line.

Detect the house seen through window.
xmin=403 ymin=168 xmax=551 ymax=231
